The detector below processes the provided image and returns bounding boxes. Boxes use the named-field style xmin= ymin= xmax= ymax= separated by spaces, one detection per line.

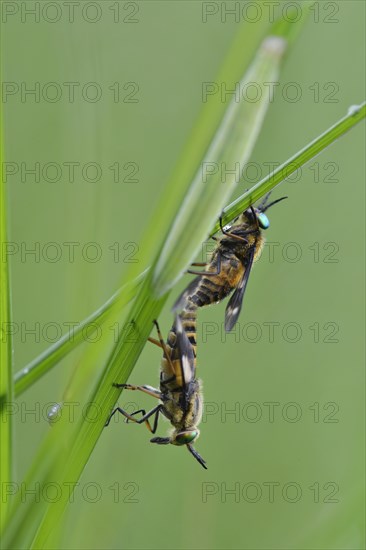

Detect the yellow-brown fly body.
xmin=174 ymin=194 xmax=287 ymax=331
xmin=105 ymin=315 xmax=206 ymax=469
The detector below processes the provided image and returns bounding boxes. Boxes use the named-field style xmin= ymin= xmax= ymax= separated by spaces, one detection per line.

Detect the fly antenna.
xmin=187 ymin=444 xmax=207 ymax=470
xmin=261 ymin=195 xmax=288 ymax=213
xmin=257 ymin=191 xmax=272 ymax=211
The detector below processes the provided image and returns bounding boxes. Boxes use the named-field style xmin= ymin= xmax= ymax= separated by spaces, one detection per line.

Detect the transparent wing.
xmin=174 ymin=315 xmax=196 ymax=385
xmin=224 ymin=247 xmax=255 ymax=332
xmin=172 ymin=276 xmax=201 ymax=312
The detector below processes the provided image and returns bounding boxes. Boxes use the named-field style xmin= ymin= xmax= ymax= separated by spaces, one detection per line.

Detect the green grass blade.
xmin=271 ymin=1 xmax=314 ymax=46
xmin=153 ymin=34 xmax=287 ymax=296
xmin=11 ymin=11 xmax=271 ymax=402
xmin=3 ymin=14 xmax=304 ymax=548
xmin=0 ymin=27 xmax=246 ymax=550
xmin=152 ymin=3 xmax=315 ymax=296
xmin=13 ymin=102 xmax=365 ymax=400
xmin=13 ymin=270 xmax=146 ymax=397
xmin=0 ymin=103 xmax=13 ymax=531
xmin=216 ymin=102 xmax=366 ymax=230
xmin=28 ymin=15 xmax=308 ymax=549
xmin=3 ymin=277 xmax=167 ymax=550
xmin=130 ymin=15 xmax=270 ymax=274
xmin=10 ymin=12 xmax=290 ymax=400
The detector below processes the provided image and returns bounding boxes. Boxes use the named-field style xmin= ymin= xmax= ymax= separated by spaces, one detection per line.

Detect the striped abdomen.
xmin=188 ymin=251 xmax=244 ymax=309
xmin=160 ymin=309 xmax=198 ymax=392
xmin=167 ymin=308 xmax=198 ymax=360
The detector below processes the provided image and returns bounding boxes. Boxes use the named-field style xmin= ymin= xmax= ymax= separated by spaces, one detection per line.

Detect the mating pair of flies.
xmin=105 ymin=193 xmax=287 ymax=469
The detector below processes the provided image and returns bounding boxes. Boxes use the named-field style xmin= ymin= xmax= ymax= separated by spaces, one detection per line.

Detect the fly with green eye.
xmin=173 ymin=193 xmax=287 ymax=331
xmin=105 ymin=314 xmax=207 ymax=469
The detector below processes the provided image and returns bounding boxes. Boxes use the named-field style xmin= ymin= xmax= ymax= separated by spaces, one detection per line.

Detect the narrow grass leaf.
xmin=129 ymin=17 xmax=270 ymax=274
xmin=27 ymin=16 xmax=309 ymax=547
xmin=14 ymin=270 xmax=146 ymax=397
xmin=13 ymin=103 xmax=365 ymax=399
xmin=11 ymin=15 xmax=271 ymax=401
xmin=153 ymin=35 xmax=287 ymax=296
xmin=216 ymin=102 xmax=366 ymax=231
xmin=4 ymin=12 xmax=337 ymax=547
xmin=4 ymin=20 xmax=286 ymax=548
xmin=0 ymin=107 xmax=13 ymax=531
xmin=11 ymin=18 xmax=264 ymax=400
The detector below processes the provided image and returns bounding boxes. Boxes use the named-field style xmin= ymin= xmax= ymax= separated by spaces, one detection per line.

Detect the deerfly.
xmin=105 ymin=314 xmax=206 ymax=469
xmin=173 ymin=193 xmax=287 ymax=331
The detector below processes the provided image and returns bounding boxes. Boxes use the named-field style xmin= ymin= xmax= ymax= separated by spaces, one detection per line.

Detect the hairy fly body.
xmin=174 ymin=193 xmax=287 ymax=331
xmin=105 ymin=315 xmax=206 ymax=469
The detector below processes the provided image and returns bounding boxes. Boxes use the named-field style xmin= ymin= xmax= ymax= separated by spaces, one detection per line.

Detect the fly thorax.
xmin=192 ymin=390 xmax=203 ymax=426
xmin=253 ymin=233 xmax=265 ymax=261
xmin=184 ymin=381 xmax=203 ymax=428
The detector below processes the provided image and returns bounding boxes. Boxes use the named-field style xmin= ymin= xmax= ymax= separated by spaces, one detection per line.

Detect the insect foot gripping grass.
xmin=106 ymin=315 xmax=206 ymax=469
xmin=173 ymin=193 xmax=287 ymax=331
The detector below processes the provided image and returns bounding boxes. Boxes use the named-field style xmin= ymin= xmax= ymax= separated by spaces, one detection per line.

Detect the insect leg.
xmin=147 ymin=336 xmax=163 ymax=349
xmin=126 ymin=407 xmax=162 ymax=433
xmin=151 ymin=320 xmax=176 ymax=373
xmin=219 ymin=216 xmax=248 ymax=242
xmin=148 ymin=407 xmax=162 ymax=434
xmin=250 ymin=205 xmax=259 ymax=230
xmin=105 ymin=404 xmax=163 ymax=433
xmin=187 ymin=252 xmax=221 ymax=277
xmin=125 ymin=408 xmax=148 ymax=424
xmin=112 ymin=383 xmax=162 ymax=400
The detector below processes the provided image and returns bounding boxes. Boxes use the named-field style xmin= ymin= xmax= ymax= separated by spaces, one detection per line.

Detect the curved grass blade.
xmin=153 ymin=34 xmax=288 ymax=296
xmin=4 ymin=16 xmax=274 ymax=549
xmin=7 ymin=10 xmax=360 ymax=547
xmin=11 ymin=9 xmax=271 ymax=402
xmin=12 ymin=103 xmax=365 ymax=399
xmin=4 ymin=97 xmax=365 ymax=545
xmin=128 ymin=14 xmax=270 ymax=276
xmin=0 ymin=107 xmax=14 ymax=531
xmin=26 ymin=14 xmax=310 ymax=548
xmin=216 ymin=102 xmax=366 ymax=231
xmin=13 ymin=270 xmax=146 ymax=397
xmin=152 ymin=3 xmax=316 ymax=297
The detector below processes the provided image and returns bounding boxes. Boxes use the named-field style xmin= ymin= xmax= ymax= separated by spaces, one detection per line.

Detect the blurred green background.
xmin=2 ymin=1 xmax=365 ymax=549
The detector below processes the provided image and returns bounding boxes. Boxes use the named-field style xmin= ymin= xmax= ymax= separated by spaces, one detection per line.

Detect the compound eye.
xmin=257 ymin=212 xmax=270 ymax=229
xmin=175 ymin=430 xmax=198 ymax=446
